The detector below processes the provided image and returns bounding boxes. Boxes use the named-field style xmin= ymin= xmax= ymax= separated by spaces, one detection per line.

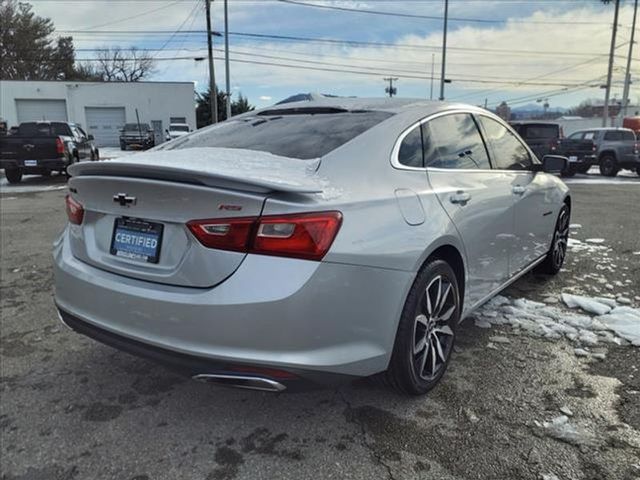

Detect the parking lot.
xmin=1 ymin=172 xmax=639 ymax=480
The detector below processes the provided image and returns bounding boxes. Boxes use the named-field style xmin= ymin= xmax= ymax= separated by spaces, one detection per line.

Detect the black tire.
xmin=120 ymin=143 xmax=126 ymax=151
xmin=4 ymin=168 xmax=23 ymax=184
xmin=577 ymin=165 xmax=590 ymax=174
xmin=90 ymin=148 xmax=99 ymax=161
xmin=536 ymin=204 xmax=570 ymax=275
xmin=599 ymin=155 xmax=619 ymax=177
xmin=636 ymin=166 xmax=640 ymax=177
xmin=385 ymin=259 xmax=461 ymax=395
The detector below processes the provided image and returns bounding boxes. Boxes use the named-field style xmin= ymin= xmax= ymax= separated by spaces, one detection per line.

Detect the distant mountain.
xmin=511 ymin=103 xmax=568 ymax=113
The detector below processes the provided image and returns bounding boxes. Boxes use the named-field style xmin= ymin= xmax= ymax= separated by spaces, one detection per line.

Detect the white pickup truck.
xmin=165 ymin=123 xmax=191 ymax=142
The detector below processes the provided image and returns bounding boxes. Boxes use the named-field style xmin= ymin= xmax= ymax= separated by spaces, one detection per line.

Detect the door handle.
xmin=512 ymin=185 xmax=526 ymax=195
xmin=450 ymin=191 xmax=471 ymax=205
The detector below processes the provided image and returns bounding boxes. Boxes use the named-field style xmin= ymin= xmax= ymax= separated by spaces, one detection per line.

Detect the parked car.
xmin=54 ymin=99 xmax=570 ymax=395
xmin=509 ymin=121 xmax=562 ymax=160
xmin=0 ymin=121 xmax=98 ymax=184
xmin=555 ymin=133 xmax=598 ymax=176
xmin=119 ymin=123 xmax=155 ymax=150
xmin=568 ymin=128 xmax=639 ymax=177
xmin=165 ymin=123 xmax=191 ymax=142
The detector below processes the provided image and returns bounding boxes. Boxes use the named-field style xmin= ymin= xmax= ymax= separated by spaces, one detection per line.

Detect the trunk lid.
xmin=66 ymin=147 xmax=323 ymax=288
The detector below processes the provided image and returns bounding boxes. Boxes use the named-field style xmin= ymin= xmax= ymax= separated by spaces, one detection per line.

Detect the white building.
xmin=0 ymin=80 xmax=196 ymax=147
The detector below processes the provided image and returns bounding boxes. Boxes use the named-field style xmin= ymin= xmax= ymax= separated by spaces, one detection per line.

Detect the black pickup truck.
xmin=555 ymin=133 xmax=597 ymax=176
xmin=0 ymin=121 xmax=99 ymax=184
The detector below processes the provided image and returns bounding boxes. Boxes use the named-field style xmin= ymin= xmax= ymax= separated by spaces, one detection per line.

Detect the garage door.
xmin=85 ymin=107 xmax=126 ymax=147
xmin=16 ymin=99 xmax=68 ymax=123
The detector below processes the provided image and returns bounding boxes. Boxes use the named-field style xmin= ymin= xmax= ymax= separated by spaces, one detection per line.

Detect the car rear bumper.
xmin=53 ymin=227 xmax=412 ymax=379
xmin=1 ymin=157 xmax=67 ymax=170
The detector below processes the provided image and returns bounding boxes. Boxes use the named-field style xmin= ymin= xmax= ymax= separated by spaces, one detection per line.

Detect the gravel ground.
xmin=1 ymin=179 xmax=639 ymax=480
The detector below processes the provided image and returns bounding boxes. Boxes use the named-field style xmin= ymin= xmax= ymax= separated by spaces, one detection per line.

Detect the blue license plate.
xmin=110 ymin=218 xmax=163 ymax=263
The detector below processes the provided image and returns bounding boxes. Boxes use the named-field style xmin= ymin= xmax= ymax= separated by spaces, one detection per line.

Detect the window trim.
xmin=391 ymin=109 xmax=513 ymax=173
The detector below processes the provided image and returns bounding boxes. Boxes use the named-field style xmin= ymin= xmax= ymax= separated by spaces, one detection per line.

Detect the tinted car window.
xmin=423 ymin=113 xmax=490 ymax=169
xmin=18 ymin=122 xmax=72 ymax=137
xmin=523 ymin=124 xmax=559 ymax=139
xmin=568 ymin=132 xmax=584 ymax=140
xmin=398 ymin=126 xmax=423 ymax=167
xmin=123 ymin=123 xmax=150 ymax=131
xmin=165 ymin=111 xmax=393 ymax=160
xmin=604 ymin=130 xmax=636 ymax=141
xmin=478 ymin=116 xmax=532 ymax=170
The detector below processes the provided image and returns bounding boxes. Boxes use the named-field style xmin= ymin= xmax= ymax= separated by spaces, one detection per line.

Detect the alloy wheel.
xmin=412 ymin=275 xmax=456 ymax=381
xmin=552 ymin=208 xmax=569 ymax=270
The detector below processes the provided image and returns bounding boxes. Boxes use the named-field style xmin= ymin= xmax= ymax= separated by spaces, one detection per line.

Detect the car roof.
xmin=573 ymin=127 xmax=634 ymax=132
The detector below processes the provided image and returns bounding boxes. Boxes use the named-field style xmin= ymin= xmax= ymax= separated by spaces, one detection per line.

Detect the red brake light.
xmin=55 ymin=137 xmax=65 ymax=155
xmin=186 ymin=217 xmax=255 ymax=252
xmin=253 ymin=212 xmax=342 ymax=261
xmin=65 ymin=194 xmax=84 ymax=225
xmin=187 ymin=211 xmax=343 ymax=261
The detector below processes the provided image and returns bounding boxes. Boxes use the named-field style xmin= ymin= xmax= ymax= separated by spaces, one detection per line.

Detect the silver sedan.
xmin=54 ymin=98 xmax=570 ymax=395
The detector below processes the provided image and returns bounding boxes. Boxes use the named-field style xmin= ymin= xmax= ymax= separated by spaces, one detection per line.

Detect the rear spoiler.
xmin=68 ymin=161 xmax=324 ymax=194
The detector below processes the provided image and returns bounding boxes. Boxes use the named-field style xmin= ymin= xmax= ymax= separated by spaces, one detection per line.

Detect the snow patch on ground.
xmin=475 ymin=294 xmax=640 ymax=348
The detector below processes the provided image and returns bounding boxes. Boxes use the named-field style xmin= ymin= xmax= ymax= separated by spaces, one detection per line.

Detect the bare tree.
xmin=92 ymin=47 xmax=155 ymax=82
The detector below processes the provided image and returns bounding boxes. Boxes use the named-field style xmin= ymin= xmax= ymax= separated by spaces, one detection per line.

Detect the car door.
xmin=476 ymin=114 xmax=557 ymax=275
xmin=424 ymin=112 xmax=514 ymax=307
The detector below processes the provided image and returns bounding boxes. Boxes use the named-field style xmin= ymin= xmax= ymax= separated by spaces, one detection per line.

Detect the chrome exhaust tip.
xmin=192 ymin=374 xmax=286 ymax=392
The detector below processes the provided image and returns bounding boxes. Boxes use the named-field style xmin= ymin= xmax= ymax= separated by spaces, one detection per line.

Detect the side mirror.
xmin=87 ymin=134 xmax=94 ymax=141
xmin=539 ymin=155 xmax=568 ymax=174
xmin=165 ymin=129 xmax=169 ymax=134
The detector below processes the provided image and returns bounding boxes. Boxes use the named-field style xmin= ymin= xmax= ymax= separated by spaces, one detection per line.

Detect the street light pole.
xmin=439 ymin=0 xmax=449 ymax=101
xmin=430 ymin=53 xmax=435 ymax=100
xmin=205 ymin=0 xmax=218 ymax=124
xmin=603 ymin=0 xmax=620 ymax=127
xmin=224 ymin=0 xmax=232 ymax=120
xmin=621 ymin=0 xmax=638 ymax=119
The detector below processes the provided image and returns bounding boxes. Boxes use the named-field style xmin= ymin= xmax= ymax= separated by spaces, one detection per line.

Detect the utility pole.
xmin=439 ymin=0 xmax=449 ymax=101
xmin=205 ymin=0 xmax=218 ymax=124
xmin=224 ymin=0 xmax=232 ymax=120
xmin=430 ymin=53 xmax=435 ymax=100
xmin=384 ymin=77 xmax=398 ymax=97
xmin=603 ymin=0 xmax=620 ymax=127
xmin=621 ymin=0 xmax=638 ymax=119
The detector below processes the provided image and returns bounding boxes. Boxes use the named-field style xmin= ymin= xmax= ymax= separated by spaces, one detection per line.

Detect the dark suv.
xmin=119 ymin=123 xmax=155 ymax=151
xmin=509 ymin=121 xmax=562 ymax=160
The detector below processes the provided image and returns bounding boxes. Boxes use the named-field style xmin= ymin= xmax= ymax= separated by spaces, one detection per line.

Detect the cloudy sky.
xmin=31 ymin=0 xmax=640 ymax=109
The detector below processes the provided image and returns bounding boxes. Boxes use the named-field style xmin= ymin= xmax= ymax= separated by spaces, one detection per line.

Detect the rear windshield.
xmin=18 ymin=122 xmax=72 ymax=137
xmin=520 ymin=124 xmax=559 ymax=139
xmin=162 ymin=110 xmax=393 ymax=159
xmin=123 ymin=123 xmax=150 ymax=131
xmin=604 ymin=130 xmax=636 ymax=141
xmin=171 ymin=125 xmax=189 ymax=132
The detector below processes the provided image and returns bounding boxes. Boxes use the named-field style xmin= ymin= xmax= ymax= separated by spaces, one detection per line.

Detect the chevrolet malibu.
xmin=54 ymin=99 xmax=570 ymax=395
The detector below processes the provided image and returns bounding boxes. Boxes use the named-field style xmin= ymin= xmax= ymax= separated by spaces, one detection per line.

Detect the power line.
xmin=58 ymin=29 xmax=626 ymax=59
xmin=277 ymin=0 xmax=608 ymax=26
xmin=79 ymin=0 xmax=185 ymax=30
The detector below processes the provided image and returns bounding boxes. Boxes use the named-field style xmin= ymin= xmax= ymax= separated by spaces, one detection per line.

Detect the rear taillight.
xmin=187 ymin=211 xmax=342 ymax=261
xmin=593 ymin=144 xmax=598 ymax=152
xmin=65 ymin=194 xmax=84 ymax=225
xmin=55 ymin=137 xmax=65 ymax=155
xmin=186 ymin=217 xmax=254 ymax=252
xmin=252 ymin=212 xmax=342 ymax=260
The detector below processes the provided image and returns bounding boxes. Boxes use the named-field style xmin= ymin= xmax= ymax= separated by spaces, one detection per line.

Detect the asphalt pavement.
xmin=1 ymin=175 xmax=639 ymax=480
